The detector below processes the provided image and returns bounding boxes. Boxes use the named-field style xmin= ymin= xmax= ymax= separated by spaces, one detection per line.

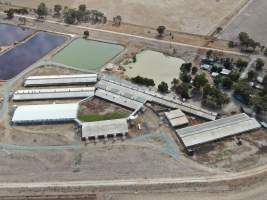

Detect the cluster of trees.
xmin=36 ymin=2 xmax=48 ymax=18
xmin=179 ymin=63 xmax=193 ymax=83
xmin=235 ymin=58 xmax=248 ymax=70
xmin=158 ymin=81 xmax=168 ymax=93
xmin=35 ymin=2 xmax=107 ymax=24
xmin=238 ymin=32 xmax=260 ymax=52
xmin=130 ymin=76 xmax=155 ymax=87
xmin=4 ymin=8 xmax=28 ymax=19
xmin=113 ymin=15 xmax=122 ymax=26
xmin=233 ymin=77 xmax=267 ymax=113
xmin=204 ymin=50 xmax=248 ymax=71
xmin=63 ymin=4 xmax=107 ymax=24
xmin=213 ymin=69 xmax=240 ymax=90
xmin=202 ymin=84 xmax=229 ymax=109
xmin=255 ymin=58 xmax=265 ymax=71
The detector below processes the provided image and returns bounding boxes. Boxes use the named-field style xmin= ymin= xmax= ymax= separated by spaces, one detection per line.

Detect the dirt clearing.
xmin=193 ymin=129 xmax=267 ymax=172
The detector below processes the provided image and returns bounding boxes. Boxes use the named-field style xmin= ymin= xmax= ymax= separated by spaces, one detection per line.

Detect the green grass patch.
xmin=78 ymin=112 xmax=129 ymax=122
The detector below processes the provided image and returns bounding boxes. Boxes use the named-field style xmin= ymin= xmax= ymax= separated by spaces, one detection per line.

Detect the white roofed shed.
xmin=12 ymin=103 xmax=79 ymax=124
xmin=176 ymin=113 xmax=261 ymax=149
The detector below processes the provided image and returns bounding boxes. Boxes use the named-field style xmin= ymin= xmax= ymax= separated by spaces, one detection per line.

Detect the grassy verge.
xmin=78 ymin=112 xmax=129 ymax=122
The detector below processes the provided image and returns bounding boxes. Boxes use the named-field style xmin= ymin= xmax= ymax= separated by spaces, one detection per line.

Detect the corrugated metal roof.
xmin=24 ymin=74 xmax=97 ymax=86
xmin=165 ymin=109 xmax=189 ymax=127
xmin=12 ymin=103 xmax=79 ymax=124
xmin=97 ymin=78 xmax=217 ymax=120
xmin=176 ymin=113 xmax=261 ymax=148
xmin=95 ymin=89 xmax=143 ymax=111
xmin=82 ymin=118 xmax=128 ymax=138
xmin=13 ymin=87 xmax=95 ymax=101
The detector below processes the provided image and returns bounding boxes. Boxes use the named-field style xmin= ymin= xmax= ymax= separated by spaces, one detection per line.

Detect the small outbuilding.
xmin=220 ymin=68 xmax=231 ymax=76
xmin=165 ymin=109 xmax=189 ymax=128
xmin=81 ymin=118 xmax=128 ymax=141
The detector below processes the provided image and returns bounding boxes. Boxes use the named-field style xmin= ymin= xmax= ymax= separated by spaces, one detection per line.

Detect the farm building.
xmin=24 ymin=74 xmax=97 ymax=87
xmin=12 ymin=103 xmax=79 ymax=125
xmin=95 ymin=89 xmax=143 ymax=111
xmin=176 ymin=113 xmax=261 ymax=150
xmin=220 ymin=68 xmax=231 ymax=76
xmin=13 ymin=87 xmax=95 ymax=101
xmin=165 ymin=109 xmax=189 ymax=127
xmin=98 ymin=77 xmax=217 ymax=120
xmin=80 ymin=118 xmax=128 ymax=141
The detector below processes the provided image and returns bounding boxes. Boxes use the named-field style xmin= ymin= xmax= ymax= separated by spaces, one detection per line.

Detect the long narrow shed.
xmin=12 ymin=103 xmax=79 ymax=124
xmin=24 ymin=74 xmax=97 ymax=87
xmin=176 ymin=113 xmax=261 ymax=149
xmin=13 ymin=87 xmax=95 ymax=101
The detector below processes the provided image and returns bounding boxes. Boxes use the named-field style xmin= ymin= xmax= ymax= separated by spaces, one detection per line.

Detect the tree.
xmin=222 ymin=77 xmax=233 ymax=89
xmin=202 ymin=84 xmax=229 ymax=109
xmin=180 ymin=63 xmax=192 ymax=73
xmin=223 ymin=57 xmax=233 ymax=69
xmin=131 ymin=76 xmax=155 ymax=87
xmin=228 ymin=41 xmax=235 ymax=48
xmin=171 ymin=78 xmax=180 ymax=90
xmin=264 ymin=49 xmax=267 ymax=57
xmin=157 ymin=26 xmax=166 ymax=37
xmin=64 ymin=8 xmax=76 ymax=24
xmin=5 ymin=9 xmax=14 ymax=19
xmin=229 ymin=70 xmax=240 ymax=82
xmin=176 ymin=83 xmax=190 ymax=99
xmin=113 ymin=15 xmax=122 ymax=26
xmin=78 ymin=4 xmax=86 ymax=12
xmin=54 ymin=4 xmax=62 ymax=16
xmin=193 ymin=73 xmax=208 ymax=89
xmin=158 ymin=81 xmax=169 ymax=93
xmin=251 ymin=95 xmax=267 ymax=113
xmin=236 ymin=59 xmax=248 ymax=69
xmin=214 ymin=76 xmax=222 ymax=87
xmin=211 ymin=65 xmax=218 ymax=73
xmin=18 ymin=17 xmax=26 ymax=25
xmin=234 ymin=80 xmax=253 ymax=104
xmin=239 ymin=32 xmax=250 ymax=45
xmin=36 ymin=2 xmax=48 ymax=18
xmin=180 ymin=72 xmax=192 ymax=83
xmin=206 ymin=50 xmax=213 ymax=58
xmin=262 ymin=75 xmax=267 ymax=92
xmin=83 ymin=30 xmax=89 ymax=38
xmin=192 ymin=66 xmax=198 ymax=75
xmin=216 ymin=27 xmax=223 ymax=34
xmin=247 ymin=70 xmax=256 ymax=81
xmin=255 ymin=58 xmax=264 ymax=71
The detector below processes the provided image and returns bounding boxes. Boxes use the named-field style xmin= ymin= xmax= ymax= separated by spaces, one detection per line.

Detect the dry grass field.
xmin=220 ymin=0 xmax=267 ymax=46
xmin=4 ymin=0 xmax=248 ymax=35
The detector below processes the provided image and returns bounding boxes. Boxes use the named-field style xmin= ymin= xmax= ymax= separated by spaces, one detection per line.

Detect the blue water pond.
xmin=0 ymin=23 xmax=34 ymax=46
xmin=0 ymin=32 xmax=66 ymax=80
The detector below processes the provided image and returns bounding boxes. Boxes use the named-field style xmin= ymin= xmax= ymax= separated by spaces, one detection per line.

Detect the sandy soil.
xmin=5 ymin=0 xmax=248 ymax=35
xmin=193 ymin=129 xmax=267 ymax=172
xmin=79 ymin=97 xmax=131 ymax=116
xmin=220 ymin=0 xmax=267 ymax=46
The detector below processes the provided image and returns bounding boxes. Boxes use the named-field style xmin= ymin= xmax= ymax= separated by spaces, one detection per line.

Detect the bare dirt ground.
xmin=109 ymin=181 xmax=267 ymax=200
xmin=193 ymin=129 xmax=267 ymax=172
xmin=0 ymin=139 xmax=215 ymax=183
xmin=4 ymin=0 xmax=248 ymax=35
xmin=79 ymin=97 xmax=131 ymax=116
xmin=220 ymin=0 xmax=267 ymax=46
